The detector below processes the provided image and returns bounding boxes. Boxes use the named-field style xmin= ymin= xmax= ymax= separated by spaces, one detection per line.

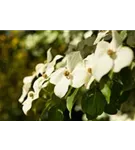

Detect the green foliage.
xmin=81 ymin=89 xmax=107 ymax=120
xmin=120 ymin=30 xmax=127 ymax=41
xmin=100 ymin=77 xmax=112 ymax=104
xmin=66 ymin=88 xmax=79 ymax=118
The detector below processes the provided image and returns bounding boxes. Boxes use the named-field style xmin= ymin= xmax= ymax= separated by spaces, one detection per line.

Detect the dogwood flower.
xmin=22 ymin=91 xmax=39 ymax=115
xmin=83 ymin=54 xmax=96 ymax=89
xmin=20 ymin=49 xmax=63 ymax=114
xmin=18 ymin=74 xmax=36 ymax=103
xmin=33 ymin=49 xmax=63 ymax=96
xmin=35 ymin=50 xmax=48 ymax=76
xmin=94 ymin=30 xmax=109 ymax=45
xmin=50 ymin=51 xmax=88 ymax=98
xmin=92 ymin=30 xmax=134 ymax=81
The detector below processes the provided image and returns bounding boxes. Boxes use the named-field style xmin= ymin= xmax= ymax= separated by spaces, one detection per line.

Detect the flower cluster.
xmin=19 ymin=31 xmax=134 ymax=115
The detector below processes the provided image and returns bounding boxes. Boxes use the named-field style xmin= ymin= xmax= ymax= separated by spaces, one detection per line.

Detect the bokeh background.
xmin=0 ymin=30 xmax=87 ymax=121
xmin=0 ymin=30 xmax=135 ymax=121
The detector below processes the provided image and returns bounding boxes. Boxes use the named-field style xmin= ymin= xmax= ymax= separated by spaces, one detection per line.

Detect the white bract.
xmin=33 ymin=49 xmax=63 ymax=95
xmin=50 ymin=51 xmax=88 ymax=98
xmin=92 ymin=30 xmax=134 ymax=81
xmin=18 ymin=74 xmax=36 ymax=103
xmin=94 ymin=30 xmax=109 ymax=45
xmin=22 ymin=91 xmax=39 ymax=115
xmin=83 ymin=54 xmax=96 ymax=89
xmin=19 ymin=49 xmax=63 ymax=114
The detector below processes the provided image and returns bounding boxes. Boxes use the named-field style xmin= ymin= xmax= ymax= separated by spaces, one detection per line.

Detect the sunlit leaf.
xmin=66 ymin=88 xmax=79 ymax=118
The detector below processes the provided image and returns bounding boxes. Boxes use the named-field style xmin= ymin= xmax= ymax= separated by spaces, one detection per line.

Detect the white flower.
xmin=92 ymin=30 xmax=134 ymax=81
xmin=50 ymin=51 xmax=88 ymax=98
xmin=33 ymin=49 xmax=63 ymax=99
xmin=36 ymin=49 xmax=63 ymax=76
xmin=94 ymin=30 xmax=109 ymax=45
xmin=22 ymin=91 xmax=39 ymax=115
xmin=20 ymin=49 xmax=63 ymax=114
xmin=83 ymin=54 xmax=96 ymax=89
xmin=18 ymin=75 xmax=36 ymax=103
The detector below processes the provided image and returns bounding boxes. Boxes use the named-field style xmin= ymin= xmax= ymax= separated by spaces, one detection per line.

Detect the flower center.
xmin=42 ymin=73 xmax=48 ymax=79
xmin=87 ymin=68 xmax=92 ymax=74
xmin=29 ymin=92 xmax=34 ymax=99
xmin=107 ymin=49 xmax=116 ymax=59
xmin=64 ymin=70 xmax=71 ymax=79
xmin=107 ymin=49 xmax=114 ymax=56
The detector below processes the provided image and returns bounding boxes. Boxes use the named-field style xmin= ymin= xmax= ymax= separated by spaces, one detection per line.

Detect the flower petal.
xmin=93 ymin=54 xmax=113 ymax=81
xmin=72 ymin=63 xmax=88 ymax=88
xmin=22 ymin=98 xmax=33 ymax=115
xmin=22 ymin=91 xmax=38 ymax=115
xmin=47 ymin=48 xmax=52 ymax=63
xmin=56 ymin=57 xmax=67 ymax=69
xmin=23 ymin=75 xmax=35 ymax=84
xmin=54 ymin=76 xmax=71 ymax=98
xmin=110 ymin=30 xmax=122 ymax=50
xmin=42 ymin=81 xmax=49 ymax=88
xmin=94 ymin=30 xmax=109 ymax=45
xmin=50 ymin=67 xmax=65 ymax=85
xmin=19 ymin=75 xmax=35 ymax=103
xmin=113 ymin=46 xmax=134 ymax=72
xmin=33 ymin=77 xmax=47 ymax=94
xmin=18 ymin=91 xmax=27 ymax=103
xmin=66 ymin=51 xmax=83 ymax=72
xmin=84 ymin=53 xmax=96 ymax=69
xmin=46 ymin=63 xmax=55 ymax=76
xmin=18 ymin=83 xmax=31 ymax=103
xmin=95 ymin=41 xmax=110 ymax=58
xmin=53 ymin=55 xmax=63 ymax=64
xmin=46 ymin=55 xmax=63 ymax=76
xmin=35 ymin=63 xmax=47 ymax=75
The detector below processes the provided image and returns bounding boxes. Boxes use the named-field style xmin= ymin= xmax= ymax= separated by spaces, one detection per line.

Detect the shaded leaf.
xmin=126 ymin=31 xmax=135 ymax=48
xmin=104 ymin=80 xmax=123 ymax=115
xmin=120 ymin=30 xmax=127 ymax=41
xmin=81 ymin=90 xmax=106 ymax=120
xmin=120 ymin=67 xmax=135 ymax=91
xmin=48 ymin=108 xmax=64 ymax=121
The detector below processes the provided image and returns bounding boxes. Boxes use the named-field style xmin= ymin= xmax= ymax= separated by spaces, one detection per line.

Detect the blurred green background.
xmin=0 ymin=30 xmax=87 ymax=121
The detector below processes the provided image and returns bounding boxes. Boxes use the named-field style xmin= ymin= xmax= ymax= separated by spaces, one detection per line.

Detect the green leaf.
xmin=84 ymin=36 xmax=96 ymax=47
xmin=81 ymin=45 xmax=96 ymax=58
xmin=100 ymin=77 xmax=111 ymax=104
xmin=126 ymin=31 xmax=135 ymax=48
xmin=64 ymin=86 xmax=73 ymax=99
xmin=81 ymin=90 xmax=107 ymax=120
xmin=104 ymin=80 xmax=123 ymax=115
xmin=66 ymin=88 xmax=79 ymax=119
xmin=119 ymin=91 xmax=130 ymax=104
xmin=77 ymin=35 xmax=96 ymax=58
xmin=120 ymin=30 xmax=127 ymax=41
xmin=48 ymin=108 xmax=64 ymax=121
xmin=39 ymin=93 xmax=64 ymax=120
xmin=101 ymin=84 xmax=111 ymax=104
xmin=104 ymin=104 xmax=117 ymax=115
xmin=120 ymin=67 xmax=135 ymax=91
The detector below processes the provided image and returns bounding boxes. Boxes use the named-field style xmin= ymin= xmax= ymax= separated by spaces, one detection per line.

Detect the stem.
xmin=108 ymin=70 xmax=114 ymax=80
